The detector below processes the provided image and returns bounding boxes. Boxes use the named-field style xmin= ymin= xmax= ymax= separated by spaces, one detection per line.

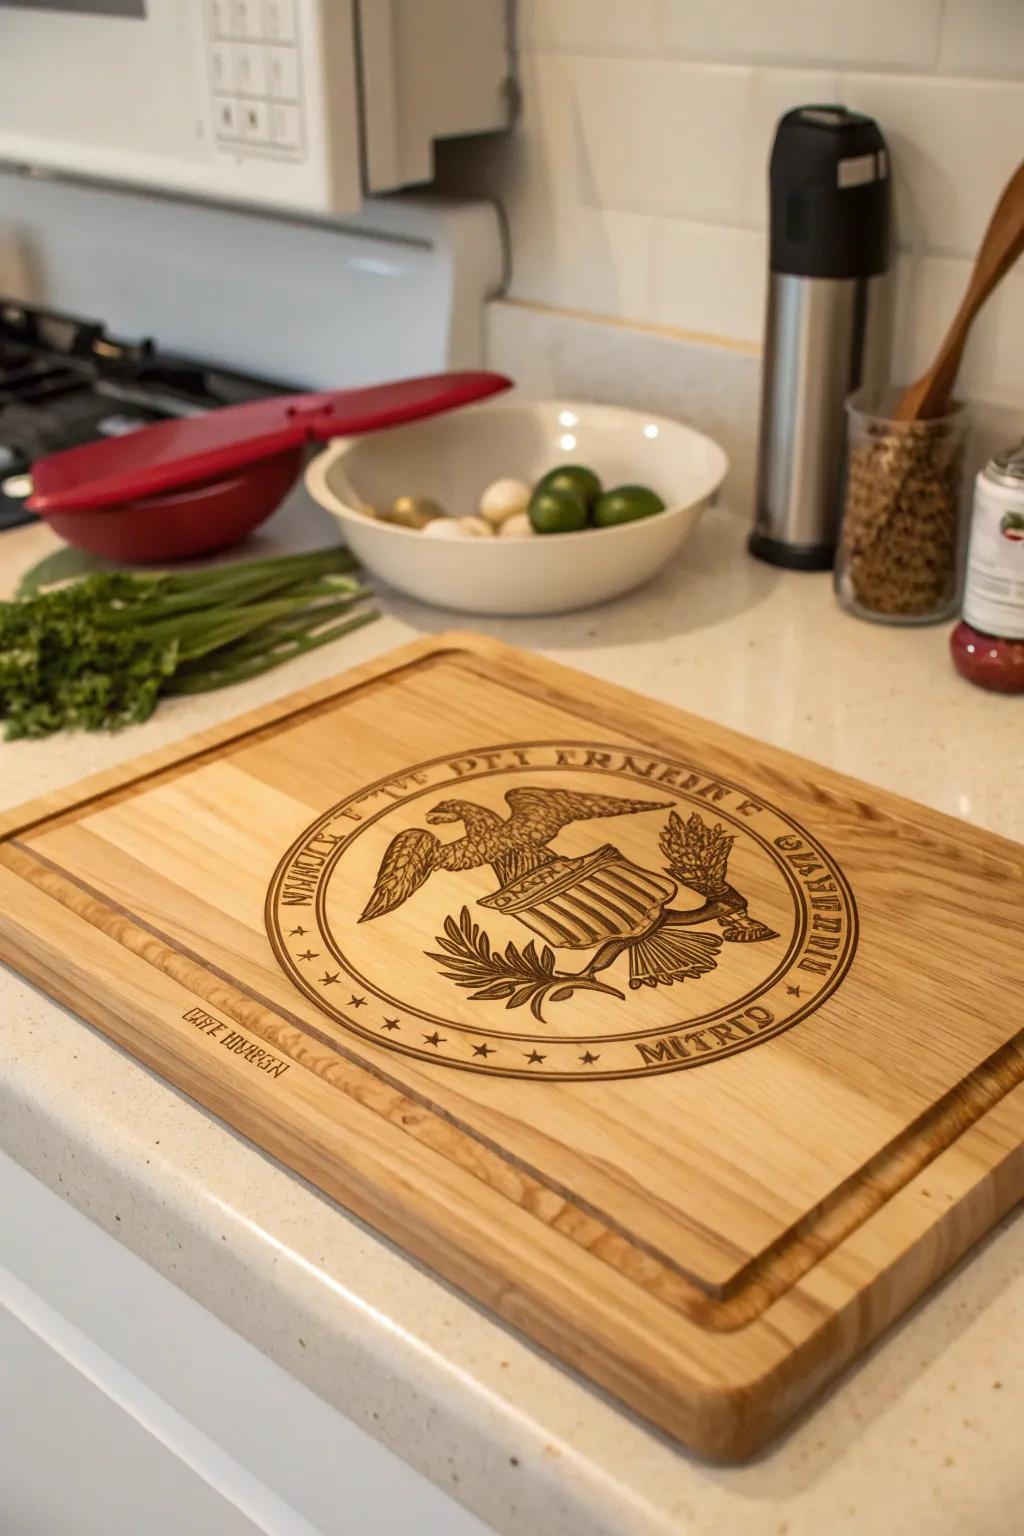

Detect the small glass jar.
xmin=834 ymin=388 xmax=970 ymax=624
xmin=950 ymin=440 xmax=1024 ymax=693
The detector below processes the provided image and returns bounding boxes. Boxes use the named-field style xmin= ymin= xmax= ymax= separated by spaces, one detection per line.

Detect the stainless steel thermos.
xmin=751 ymin=106 xmax=890 ymax=570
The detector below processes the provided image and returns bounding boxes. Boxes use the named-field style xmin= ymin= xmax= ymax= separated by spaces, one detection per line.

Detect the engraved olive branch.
xmin=427 ymin=906 xmax=624 ymax=1024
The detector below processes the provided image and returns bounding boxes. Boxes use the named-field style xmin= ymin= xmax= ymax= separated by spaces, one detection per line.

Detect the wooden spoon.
xmin=893 ymin=156 xmax=1024 ymax=421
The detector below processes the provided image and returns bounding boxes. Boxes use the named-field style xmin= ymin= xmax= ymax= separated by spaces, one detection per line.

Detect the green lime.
xmin=593 ymin=484 xmax=666 ymax=528
xmin=528 ymin=486 xmax=588 ymax=535
xmin=535 ymin=464 xmax=602 ymax=510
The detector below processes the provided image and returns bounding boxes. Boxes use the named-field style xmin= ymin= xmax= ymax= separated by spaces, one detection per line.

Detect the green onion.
xmin=0 ymin=547 xmax=377 ymax=740
xmin=167 ymin=609 xmax=380 ymax=694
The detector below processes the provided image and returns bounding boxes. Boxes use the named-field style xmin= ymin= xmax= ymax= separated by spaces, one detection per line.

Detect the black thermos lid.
xmin=769 ymin=106 xmax=890 ymax=279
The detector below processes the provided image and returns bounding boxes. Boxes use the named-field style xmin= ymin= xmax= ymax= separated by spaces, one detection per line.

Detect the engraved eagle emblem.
xmin=360 ymin=787 xmax=779 ymax=1016
xmin=360 ymin=789 xmax=670 ymax=920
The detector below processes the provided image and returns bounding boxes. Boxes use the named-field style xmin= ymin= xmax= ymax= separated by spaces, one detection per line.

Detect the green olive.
xmin=535 ymin=465 xmax=602 ymax=510
xmin=528 ymin=487 xmax=588 ymax=535
xmin=593 ymin=485 xmax=666 ymax=528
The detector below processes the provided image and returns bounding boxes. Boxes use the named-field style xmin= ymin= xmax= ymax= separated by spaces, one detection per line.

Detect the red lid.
xmin=28 ymin=371 xmax=511 ymax=513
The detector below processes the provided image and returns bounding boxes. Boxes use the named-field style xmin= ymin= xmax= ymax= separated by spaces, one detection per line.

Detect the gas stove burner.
xmin=0 ymin=301 xmax=105 ymax=362
xmin=2 ymin=472 xmax=32 ymax=502
xmin=0 ymin=298 xmax=292 ymax=532
xmin=96 ymin=411 xmax=154 ymax=437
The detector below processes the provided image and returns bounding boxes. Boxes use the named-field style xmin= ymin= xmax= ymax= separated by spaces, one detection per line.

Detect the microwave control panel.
xmin=206 ymin=0 xmax=305 ymax=159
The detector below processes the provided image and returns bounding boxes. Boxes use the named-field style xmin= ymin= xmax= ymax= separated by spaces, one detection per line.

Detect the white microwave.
xmin=0 ymin=0 xmax=509 ymax=216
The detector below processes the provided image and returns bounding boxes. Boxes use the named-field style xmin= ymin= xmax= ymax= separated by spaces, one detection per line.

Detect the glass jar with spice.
xmin=950 ymin=440 xmax=1024 ymax=693
xmin=834 ymin=388 xmax=970 ymax=624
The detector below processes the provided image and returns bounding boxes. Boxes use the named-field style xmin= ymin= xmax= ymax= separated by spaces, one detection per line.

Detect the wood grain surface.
xmin=1 ymin=632 xmax=1021 ymax=1459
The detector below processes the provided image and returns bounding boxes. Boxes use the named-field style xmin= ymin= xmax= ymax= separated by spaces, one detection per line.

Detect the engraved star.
xmin=296 ymin=949 xmax=319 ymax=962
xmin=786 ymin=984 xmax=803 ymax=997
xmin=319 ymin=972 xmax=340 ymax=986
xmin=381 ymin=1018 xmax=401 ymax=1031
xmin=579 ymin=1051 xmax=600 ymax=1065
xmin=289 ymin=926 xmax=309 ymax=937
xmin=472 ymin=1043 xmax=495 ymax=1058
xmin=423 ymin=1031 xmax=446 ymax=1047
xmin=525 ymin=1050 xmax=546 ymax=1065
xmin=349 ymin=995 xmax=367 ymax=1008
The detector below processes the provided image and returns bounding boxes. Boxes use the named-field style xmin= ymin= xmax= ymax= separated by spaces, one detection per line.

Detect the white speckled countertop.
xmin=1 ymin=490 xmax=1022 ymax=1536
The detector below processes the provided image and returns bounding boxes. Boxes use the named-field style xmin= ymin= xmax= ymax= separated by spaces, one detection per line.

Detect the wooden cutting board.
xmin=1 ymin=633 xmax=1022 ymax=1459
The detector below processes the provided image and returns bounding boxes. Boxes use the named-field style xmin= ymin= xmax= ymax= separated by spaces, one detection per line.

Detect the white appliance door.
xmin=0 ymin=0 xmax=363 ymax=215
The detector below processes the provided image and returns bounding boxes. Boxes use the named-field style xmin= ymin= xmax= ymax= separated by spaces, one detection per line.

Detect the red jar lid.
xmin=951 ymin=621 xmax=1024 ymax=693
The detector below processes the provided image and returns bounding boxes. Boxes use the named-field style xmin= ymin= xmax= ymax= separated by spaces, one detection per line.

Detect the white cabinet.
xmin=0 ymin=1153 xmax=493 ymax=1536
xmin=0 ymin=1298 xmax=267 ymax=1536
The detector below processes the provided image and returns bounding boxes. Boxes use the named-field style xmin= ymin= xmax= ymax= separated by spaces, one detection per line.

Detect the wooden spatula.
xmin=893 ymin=156 xmax=1024 ymax=421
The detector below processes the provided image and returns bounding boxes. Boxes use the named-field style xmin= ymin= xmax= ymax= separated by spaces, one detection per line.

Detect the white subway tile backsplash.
xmin=517 ymin=0 xmax=665 ymax=57
xmin=567 ymin=58 xmax=749 ymax=224
xmin=939 ymin=0 xmax=1024 ymax=79
xmin=439 ymin=0 xmax=1024 ymax=411
xmin=842 ymin=75 xmax=1024 ymax=257
xmin=550 ymin=57 xmax=835 ymax=227
xmin=664 ymin=0 xmax=943 ymax=71
xmin=477 ymin=56 xmax=655 ymax=319
xmin=509 ymin=202 xmax=656 ymax=323
xmin=890 ymin=253 xmax=1024 ymax=408
xmin=648 ymin=221 xmax=767 ymax=344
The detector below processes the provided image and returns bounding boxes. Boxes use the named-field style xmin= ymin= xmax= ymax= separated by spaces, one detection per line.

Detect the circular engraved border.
xmin=266 ymin=741 xmax=859 ymax=1081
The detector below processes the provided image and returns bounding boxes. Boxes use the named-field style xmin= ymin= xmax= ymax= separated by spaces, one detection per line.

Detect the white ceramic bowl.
xmin=305 ymin=397 xmax=728 ymax=616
